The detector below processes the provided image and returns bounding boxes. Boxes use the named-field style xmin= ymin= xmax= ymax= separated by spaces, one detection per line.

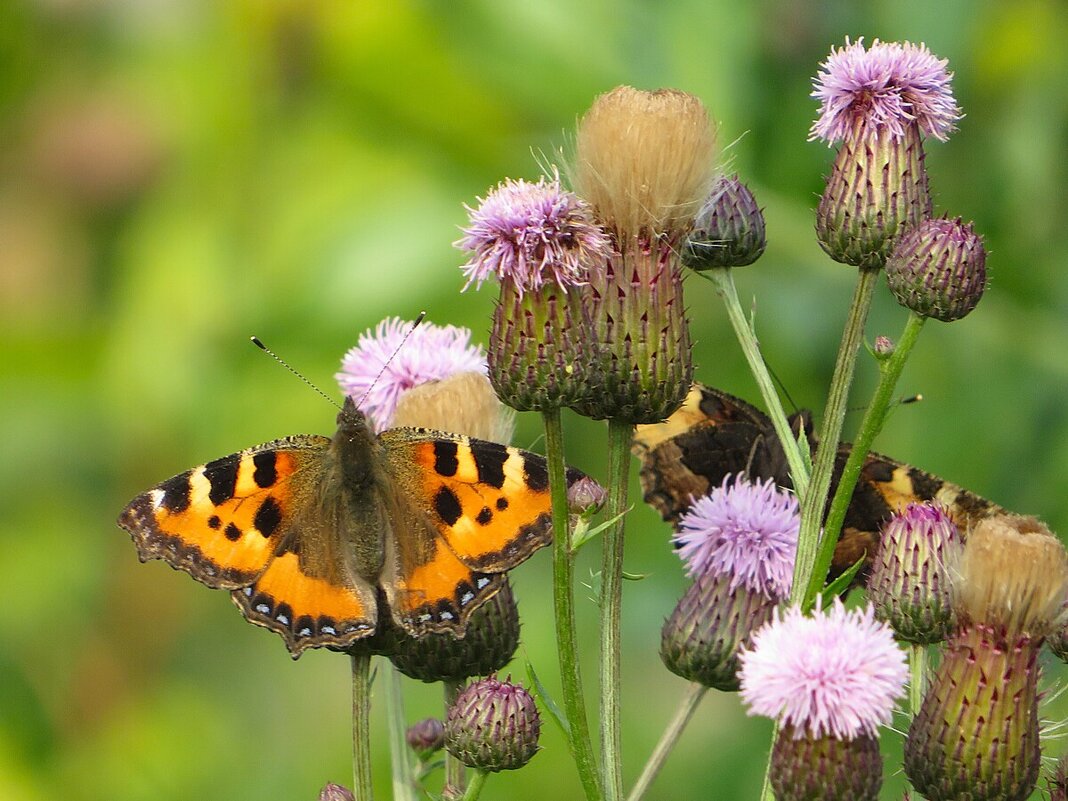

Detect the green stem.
xmin=601 ymin=418 xmax=633 ymax=801
xmin=385 ymin=664 xmax=417 ymax=801
xmin=697 ymin=267 xmax=811 ymax=496
xmin=803 ymin=310 xmax=926 ymax=607
xmin=793 ymin=266 xmax=879 ymax=609
xmin=543 ymin=407 xmax=602 ymax=801
xmin=443 ymin=680 xmax=467 ymax=799
xmin=626 ymin=683 xmax=707 ymax=801
xmin=350 ymin=651 xmax=375 ymax=801
xmin=460 ymin=770 xmax=488 ymax=801
xmin=910 ymin=643 xmax=927 ymax=714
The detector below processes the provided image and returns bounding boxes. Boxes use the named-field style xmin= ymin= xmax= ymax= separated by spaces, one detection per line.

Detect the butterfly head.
xmin=336 ymin=395 xmax=376 ymax=443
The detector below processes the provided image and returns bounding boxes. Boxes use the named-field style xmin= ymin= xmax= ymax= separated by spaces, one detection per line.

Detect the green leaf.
xmin=819 ymin=555 xmax=866 ymax=606
xmin=570 ymin=507 xmax=629 ymax=552
xmin=526 ymin=661 xmax=570 ymax=739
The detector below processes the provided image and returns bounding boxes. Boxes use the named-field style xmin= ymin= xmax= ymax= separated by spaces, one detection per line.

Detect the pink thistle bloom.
xmin=740 ymin=601 xmax=908 ymax=740
xmin=456 ymin=174 xmax=611 ymax=296
xmin=336 ymin=317 xmax=486 ymax=432
xmin=810 ymin=38 xmax=962 ymax=144
xmin=674 ymin=476 xmax=799 ymax=600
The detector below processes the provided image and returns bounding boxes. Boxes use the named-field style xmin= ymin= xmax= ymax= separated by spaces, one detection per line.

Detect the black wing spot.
xmin=434 ymin=486 xmax=463 ymax=527
xmin=207 ymin=515 xmax=221 ymax=529
xmin=433 ymin=441 xmax=460 ymax=477
xmin=224 ymin=523 xmax=242 ymax=542
xmin=252 ymin=451 xmax=278 ymax=488
xmin=159 ymin=471 xmax=192 ymax=513
xmin=254 ymin=496 xmax=283 ymax=538
xmin=524 ymin=457 xmax=549 ymax=492
xmin=204 ymin=453 xmax=241 ymax=506
xmin=476 ymin=507 xmax=493 ymax=525
xmin=473 ymin=442 xmax=509 ymax=489
xmin=496 ymin=497 xmax=509 ymax=511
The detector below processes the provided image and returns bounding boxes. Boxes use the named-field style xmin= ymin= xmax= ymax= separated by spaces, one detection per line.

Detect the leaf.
xmin=570 ymin=507 xmax=629 ymax=552
xmin=819 ymin=555 xmax=866 ymax=606
xmin=526 ymin=661 xmax=570 ymax=740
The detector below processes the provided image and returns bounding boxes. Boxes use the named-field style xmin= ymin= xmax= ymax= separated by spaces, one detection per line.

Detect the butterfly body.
xmin=633 ymin=385 xmax=1004 ymax=576
xmin=119 ymin=397 xmax=580 ymax=657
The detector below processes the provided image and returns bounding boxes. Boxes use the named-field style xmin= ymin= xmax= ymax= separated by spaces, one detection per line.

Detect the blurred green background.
xmin=3 ymin=0 xmax=1067 ymax=799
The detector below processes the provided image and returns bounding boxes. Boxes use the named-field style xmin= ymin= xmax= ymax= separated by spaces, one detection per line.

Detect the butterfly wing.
xmin=377 ymin=429 xmax=581 ymax=636
xmin=118 ymin=435 xmax=378 ymax=657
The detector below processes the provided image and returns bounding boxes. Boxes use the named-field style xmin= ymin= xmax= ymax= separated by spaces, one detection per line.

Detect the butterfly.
xmin=632 ymin=384 xmax=1004 ymax=577
xmin=118 ymin=396 xmax=583 ymax=658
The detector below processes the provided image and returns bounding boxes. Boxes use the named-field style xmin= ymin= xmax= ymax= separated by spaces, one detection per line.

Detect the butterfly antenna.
xmin=355 ymin=311 xmax=427 ymax=409
xmin=250 ymin=336 xmax=342 ymax=410
xmin=766 ymin=363 xmax=800 ymax=414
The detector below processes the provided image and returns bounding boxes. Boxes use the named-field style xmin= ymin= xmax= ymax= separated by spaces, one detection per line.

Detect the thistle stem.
xmin=443 ymin=680 xmax=467 ymax=799
xmin=385 ymin=664 xmax=417 ymax=801
xmin=350 ymin=651 xmax=375 ymax=801
xmin=697 ymin=267 xmax=811 ymax=496
xmin=543 ymin=407 xmax=602 ymax=801
xmin=601 ymin=418 xmax=633 ymax=801
xmin=795 ymin=266 xmax=879 ymax=609
xmin=460 ymin=770 xmax=489 ymax=801
xmin=626 ymin=683 xmax=707 ymax=801
xmin=910 ymin=644 xmax=927 ymax=714
xmin=803 ymin=309 xmax=925 ymax=607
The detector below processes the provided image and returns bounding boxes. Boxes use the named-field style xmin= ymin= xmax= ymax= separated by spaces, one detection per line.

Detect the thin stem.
xmin=443 ymin=680 xmax=467 ymax=799
xmin=697 ymin=267 xmax=811 ymax=496
xmin=543 ymin=407 xmax=602 ymax=801
xmin=793 ymin=266 xmax=879 ymax=608
xmin=385 ymin=664 xmax=417 ymax=801
xmin=460 ymin=770 xmax=489 ymax=801
xmin=601 ymin=418 xmax=633 ymax=801
xmin=350 ymin=651 xmax=375 ymax=801
xmin=758 ymin=723 xmax=779 ymax=801
xmin=804 ymin=311 xmax=926 ymax=606
xmin=626 ymin=683 xmax=707 ymax=801
xmin=910 ymin=644 xmax=927 ymax=714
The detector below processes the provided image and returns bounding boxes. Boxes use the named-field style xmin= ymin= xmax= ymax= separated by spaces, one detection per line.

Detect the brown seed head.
xmin=954 ymin=515 xmax=1068 ymax=636
xmin=575 ymin=86 xmax=716 ymax=237
xmin=391 ymin=371 xmax=515 ymax=442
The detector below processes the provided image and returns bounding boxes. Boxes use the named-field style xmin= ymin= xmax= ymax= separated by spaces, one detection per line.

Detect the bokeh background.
xmin=3 ymin=1 xmax=1067 ymax=799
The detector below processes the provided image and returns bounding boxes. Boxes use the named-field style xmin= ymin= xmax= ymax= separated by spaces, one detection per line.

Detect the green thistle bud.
xmin=573 ymin=86 xmax=716 ymax=423
xmin=816 ymin=118 xmax=931 ymax=269
xmin=660 ymin=570 xmax=779 ymax=691
xmin=444 ymin=676 xmax=541 ymax=772
xmin=886 ymin=217 xmax=987 ymax=322
xmin=770 ymin=725 xmax=883 ymax=801
xmin=567 ymin=475 xmax=606 ymax=516
xmin=904 ymin=516 xmax=1068 ymax=801
xmin=866 ymin=503 xmax=962 ymax=644
xmin=406 ymin=717 xmax=445 ymax=761
xmin=684 ymin=174 xmax=766 ymax=269
xmin=873 ymin=335 xmax=894 ymax=358
xmin=385 ymin=579 xmax=520 ymax=683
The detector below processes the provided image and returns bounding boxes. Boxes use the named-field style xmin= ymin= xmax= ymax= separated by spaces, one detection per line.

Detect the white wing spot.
xmin=461 ymin=591 xmax=475 ymax=605
xmin=243 ymin=587 xmax=253 ymax=596
xmin=419 ymin=613 xmax=432 ymax=622
xmin=150 ymin=489 xmax=165 ymax=509
xmin=276 ymin=614 xmax=289 ymax=626
xmin=298 ymin=627 xmax=312 ymax=637
xmin=322 ymin=626 xmax=337 ymax=635
xmin=440 ymin=611 xmax=455 ymax=620
xmin=256 ymin=604 xmax=271 ymax=614
xmin=476 ymin=577 xmax=490 ymax=589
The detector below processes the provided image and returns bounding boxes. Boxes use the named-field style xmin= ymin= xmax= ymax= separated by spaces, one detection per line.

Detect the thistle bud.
xmin=873 ymin=335 xmax=894 ymax=358
xmin=1049 ymin=753 xmax=1068 ymax=801
xmin=567 ymin=475 xmax=606 ymax=516
xmin=661 ymin=477 xmax=798 ymax=690
xmin=573 ymin=86 xmax=716 ymax=423
xmin=457 ymin=174 xmax=610 ymax=411
xmin=318 ymin=784 xmax=355 ymax=801
xmin=683 ymin=174 xmax=766 ymax=269
xmin=444 ymin=676 xmax=541 ymax=772
xmin=810 ymin=39 xmax=961 ymax=269
xmin=866 ymin=503 xmax=962 ymax=644
xmin=904 ymin=516 xmax=1068 ymax=801
xmin=385 ymin=579 xmax=520 ymax=683
xmin=886 ymin=217 xmax=987 ymax=322
xmin=406 ymin=717 xmax=446 ymax=761
xmin=740 ymin=602 xmax=907 ymax=801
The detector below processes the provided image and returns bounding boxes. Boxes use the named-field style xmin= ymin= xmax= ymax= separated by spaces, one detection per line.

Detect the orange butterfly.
xmin=118 ymin=397 xmax=582 ymax=657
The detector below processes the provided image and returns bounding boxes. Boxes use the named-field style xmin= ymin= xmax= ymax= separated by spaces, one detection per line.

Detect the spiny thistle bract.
xmin=684 ymin=174 xmax=767 ymax=270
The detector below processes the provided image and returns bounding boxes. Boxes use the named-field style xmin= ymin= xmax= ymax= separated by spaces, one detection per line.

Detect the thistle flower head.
xmin=445 ymin=675 xmax=541 ymax=772
xmin=740 ymin=601 xmax=908 ymax=740
xmin=456 ymin=174 xmax=610 ymax=296
xmin=336 ymin=317 xmax=486 ymax=432
xmin=810 ymin=38 xmax=961 ymax=144
xmin=674 ymin=476 xmax=799 ymax=600
xmin=953 ymin=515 xmax=1068 ymax=637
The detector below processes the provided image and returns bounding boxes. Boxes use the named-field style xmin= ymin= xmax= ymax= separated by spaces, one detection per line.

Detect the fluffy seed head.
xmin=575 ymin=86 xmax=716 ymax=237
xmin=674 ymin=476 xmax=799 ymax=600
xmin=953 ymin=515 xmax=1068 ymax=637
xmin=740 ymin=601 xmax=908 ymax=740
xmin=811 ymin=38 xmax=961 ymax=144
xmin=457 ymin=174 xmax=610 ymax=296
xmin=336 ymin=317 xmax=486 ymax=432
xmin=390 ymin=371 xmax=515 ymax=443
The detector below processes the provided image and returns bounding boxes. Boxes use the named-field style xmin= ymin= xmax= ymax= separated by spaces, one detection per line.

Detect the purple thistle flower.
xmin=336 ymin=317 xmax=486 ymax=432
xmin=674 ymin=476 xmax=799 ymax=600
xmin=810 ymin=38 xmax=961 ymax=144
xmin=740 ymin=601 xmax=908 ymax=740
xmin=456 ymin=174 xmax=610 ymax=296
